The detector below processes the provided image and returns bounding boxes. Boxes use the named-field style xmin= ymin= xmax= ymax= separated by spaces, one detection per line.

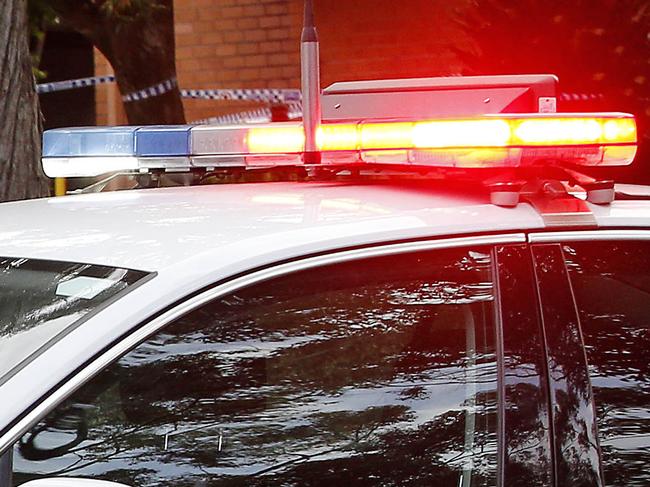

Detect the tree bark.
xmin=0 ymin=0 xmax=50 ymax=202
xmin=50 ymin=0 xmax=185 ymax=125
xmin=102 ymin=0 xmax=185 ymax=125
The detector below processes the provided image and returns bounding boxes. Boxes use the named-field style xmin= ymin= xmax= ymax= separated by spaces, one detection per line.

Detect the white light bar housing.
xmin=42 ymin=112 xmax=637 ymax=178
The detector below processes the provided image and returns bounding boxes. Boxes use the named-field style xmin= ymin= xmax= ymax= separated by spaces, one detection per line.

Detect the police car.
xmin=1 ymin=37 xmax=650 ymax=487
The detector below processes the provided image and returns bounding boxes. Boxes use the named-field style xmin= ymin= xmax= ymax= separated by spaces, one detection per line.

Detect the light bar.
xmin=42 ymin=113 xmax=637 ymax=178
xmin=136 ymin=125 xmax=193 ymax=171
xmin=191 ymin=123 xmax=303 ymax=167
xmin=136 ymin=126 xmax=192 ymax=157
xmin=42 ymin=127 xmax=138 ymax=178
xmin=246 ymin=114 xmax=636 ymax=152
xmin=246 ymin=113 xmax=637 ymax=167
xmin=43 ymin=126 xmax=137 ymax=157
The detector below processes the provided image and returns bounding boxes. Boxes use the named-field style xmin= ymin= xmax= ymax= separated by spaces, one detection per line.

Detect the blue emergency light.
xmin=42 ymin=127 xmax=140 ymax=178
xmin=42 ymin=126 xmax=197 ymax=177
xmin=135 ymin=126 xmax=194 ymax=172
xmin=136 ymin=126 xmax=192 ymax=158
xmin=43 ymin=127 xmax=137 ymax=158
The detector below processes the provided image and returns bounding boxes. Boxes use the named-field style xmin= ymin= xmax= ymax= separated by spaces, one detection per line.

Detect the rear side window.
xmin=564 ymin=241 xmax=650 ymax=486
xmin=0 ymin=258 xmax=149 ymax=382
xmin=14 ymin=246 xmax=499 ymax=487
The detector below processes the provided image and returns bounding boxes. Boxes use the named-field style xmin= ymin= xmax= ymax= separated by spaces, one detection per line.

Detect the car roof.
xmin=1 ymin=180 xmax=649 ymax=274
xmin=0 ymin=180 xmax=546 ymax=272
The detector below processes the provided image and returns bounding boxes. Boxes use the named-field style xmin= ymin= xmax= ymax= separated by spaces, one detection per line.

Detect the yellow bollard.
xmin=54 ymin=178 xmax=67 ymax=197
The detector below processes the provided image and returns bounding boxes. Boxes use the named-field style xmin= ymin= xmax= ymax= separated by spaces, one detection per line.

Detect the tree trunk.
xmin=100 ymin=0 xmax=185 ymax=125
xmin=50 ymin=0 xmax=186 ymax=125
xmin=0 ymin=0 xmax=50 ymax=202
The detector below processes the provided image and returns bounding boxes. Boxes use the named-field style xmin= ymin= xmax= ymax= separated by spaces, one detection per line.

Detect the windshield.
xmin=0 ymin=257 xmax=150 ymax=381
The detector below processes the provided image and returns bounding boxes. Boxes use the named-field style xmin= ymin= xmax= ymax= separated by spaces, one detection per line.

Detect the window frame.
xmin=528 ymin=229 xmax=650 ymax=487
xmin=528 ymin=229 xmax=650 ymax=244
xmin=0 ymin=232 xmax=526 ymax=485
xmin=494 ymin=244 xmax=555 ymax=487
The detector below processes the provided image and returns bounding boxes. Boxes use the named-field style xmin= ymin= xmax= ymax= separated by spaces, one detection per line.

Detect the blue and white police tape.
xmin=193 ymin=102 xmax=303 ymax=125
xmin=182 ymin=88 xmax=301 ymax=103
xmin=560 ymin=92 xmax=605 ymax=102
xmin=36 ymin=74 xmax=176 ymax=101
xmin=36 ymin=75 xmax=116 ymax=94
xmin=122 ymin=78 xmax=178 ymax=102
xmin=198 ymin=107 xmax=275 ymax=125
xmin=37 ymin=74 xmax=302 ymax=104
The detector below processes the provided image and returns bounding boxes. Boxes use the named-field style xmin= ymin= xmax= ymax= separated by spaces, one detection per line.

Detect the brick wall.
xmin=95 ymin=0 xmax=468 ymax=125
xmin=316 ymin=0 xmax=467 ymax=86
xmin=96 ymin=0 xmax=302 ymax=125
xmin=174 ymin=0 xmax=303 ymax=123
xmin=94 ymin=50 xmax=127 ymax=125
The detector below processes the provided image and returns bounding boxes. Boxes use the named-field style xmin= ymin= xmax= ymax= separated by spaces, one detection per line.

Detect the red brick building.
xmin=95 ymin=0 xmax=468 ymax=125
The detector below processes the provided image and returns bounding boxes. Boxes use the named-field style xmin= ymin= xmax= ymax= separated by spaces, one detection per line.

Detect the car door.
xmin=2 ymin=236 xmax=553 ymax=487
xmin=530 ymin=232 xmax=650 ymax=487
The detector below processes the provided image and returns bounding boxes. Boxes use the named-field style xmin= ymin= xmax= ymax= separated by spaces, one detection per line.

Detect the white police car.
xmin=0 ymin=73 xmax=649 ymax=487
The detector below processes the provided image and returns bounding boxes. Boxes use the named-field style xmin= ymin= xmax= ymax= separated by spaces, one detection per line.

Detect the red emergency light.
xmin=243 ymin=113 xmax=636 ymax=168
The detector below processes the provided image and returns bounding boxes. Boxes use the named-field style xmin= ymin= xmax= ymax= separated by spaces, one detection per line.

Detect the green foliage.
xmin=27 ymin=0 xmax=57 ymax=34
xmin=98 ymin=0 xmax=162 ymax=20
xmin=26 ymin=0 xmax=164 ymax=79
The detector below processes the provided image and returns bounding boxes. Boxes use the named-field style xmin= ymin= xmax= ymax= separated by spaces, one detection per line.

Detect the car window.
xmin=563 ymin=241 xmax=650 ymax=486
xmin=13 ymin=246 xmax=499 ymax=487
xmin=0 ymin=257 xmax=150 ymax=382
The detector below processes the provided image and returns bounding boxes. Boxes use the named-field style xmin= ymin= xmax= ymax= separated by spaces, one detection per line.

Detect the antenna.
xmin=301 ymin=0 xmax=322 ymax=164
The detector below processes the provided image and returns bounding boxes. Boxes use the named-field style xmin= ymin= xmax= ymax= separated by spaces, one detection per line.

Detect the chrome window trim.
xmin=528 ymin=229 xmax=650 ymax=243
xmin=0 ymin=232 xmax=525 ymax=454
